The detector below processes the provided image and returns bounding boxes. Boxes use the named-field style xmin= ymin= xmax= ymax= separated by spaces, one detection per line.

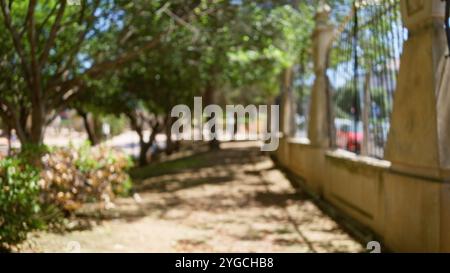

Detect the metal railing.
xmin=327 ymin=0 xmax=407 ymax=158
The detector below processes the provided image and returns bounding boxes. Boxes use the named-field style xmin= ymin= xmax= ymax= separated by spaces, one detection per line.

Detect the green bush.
xmin=0 ymin=143 xmax=133 ymax=249
xmin=40 ymin=143 xmax=134 ymax=212
xmin=0 ymin=158 xmax=42 ymax=248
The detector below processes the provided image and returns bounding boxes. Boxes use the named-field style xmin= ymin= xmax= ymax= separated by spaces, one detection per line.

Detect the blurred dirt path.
xmin=21 ymin=142 xmax=363 ymax=253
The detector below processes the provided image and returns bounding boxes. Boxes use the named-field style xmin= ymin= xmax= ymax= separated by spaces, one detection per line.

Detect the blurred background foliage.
xmin=0 ymin=0 xmax=358 ymax=250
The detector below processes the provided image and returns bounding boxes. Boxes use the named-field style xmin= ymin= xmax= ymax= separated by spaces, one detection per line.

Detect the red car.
xmin=335 ymin=120 xmax=363 ymax=153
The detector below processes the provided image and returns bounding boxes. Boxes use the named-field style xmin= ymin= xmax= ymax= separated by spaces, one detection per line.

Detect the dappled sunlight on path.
xmin=21 ymin=142 xmax=364 ymax=253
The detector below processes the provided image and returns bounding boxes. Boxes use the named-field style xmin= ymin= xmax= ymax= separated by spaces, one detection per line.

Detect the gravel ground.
xmin=19 ymin=142 xmax=364 ymax=253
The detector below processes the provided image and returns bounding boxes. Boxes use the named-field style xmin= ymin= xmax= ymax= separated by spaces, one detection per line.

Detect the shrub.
xmin=0 ymin=143 xmax=133 ymax=249
xmin=39 ymin=143 xmax=133 ymax=213
xmin=0 ymin=158 xmax=42 ymax=248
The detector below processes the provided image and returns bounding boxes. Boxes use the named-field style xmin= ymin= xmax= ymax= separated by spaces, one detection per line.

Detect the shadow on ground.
xmin=20 ymin=141 xmax=364 ymax=253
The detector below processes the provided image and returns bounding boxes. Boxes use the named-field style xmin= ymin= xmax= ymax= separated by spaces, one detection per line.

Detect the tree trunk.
xmin=165 ymin=115 xmax=175 ymax=155
xmin=30 ymin=115 xmax=44 ymax=145
xmin=78 ymin=109 xmax=100 ymax=145
xmin=126 ymin=111 xmax=148 ymax=166
xmin=29 ymin=83 xmax=46 ymax=146
xmin=233 ymin=113 xmax=238 ymax=139
xmin=203 ymin=83 xmax=220 ymax=150
xmin=6 ymin=126 xmax=11 ymax=156
xmin=135 ymin=123 xmax=150 ymax=167
xmin=138 ymin=139 xmax=152 ymax=167
xmin=138 ymin=125 xmax=160 ymax=166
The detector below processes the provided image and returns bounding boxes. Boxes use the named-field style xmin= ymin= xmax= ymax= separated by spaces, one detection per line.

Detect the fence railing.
xmin=327 ymin=0 xmax=407 ymax=158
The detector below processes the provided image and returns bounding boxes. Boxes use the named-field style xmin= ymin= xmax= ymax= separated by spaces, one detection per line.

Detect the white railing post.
xmin=280 ymin=67 xmax=296 ymax=138
xmin=307 ymin=4 xmax=334 ymax=147
xmin=385 ymin=0 xmax=449 ymax=179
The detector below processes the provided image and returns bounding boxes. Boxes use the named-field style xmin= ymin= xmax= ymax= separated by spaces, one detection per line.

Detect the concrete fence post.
xmin=280 ymin=67 xmax=296 ymax=138
xmin=382 ymin=0 xmax=450 ymax=252
xmin=307 ymin=4 xmax=334 ymax=148
xmin=385 ymin=0 xmax=449 ymax=179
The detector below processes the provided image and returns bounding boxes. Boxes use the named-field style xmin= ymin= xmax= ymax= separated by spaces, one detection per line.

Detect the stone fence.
xmin=274 ymin=0 xmax=450 ymax=252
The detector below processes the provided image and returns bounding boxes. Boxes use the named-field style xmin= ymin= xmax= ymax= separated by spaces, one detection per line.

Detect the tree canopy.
xmin=0 ymin=0 xmax=351 ymax=152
